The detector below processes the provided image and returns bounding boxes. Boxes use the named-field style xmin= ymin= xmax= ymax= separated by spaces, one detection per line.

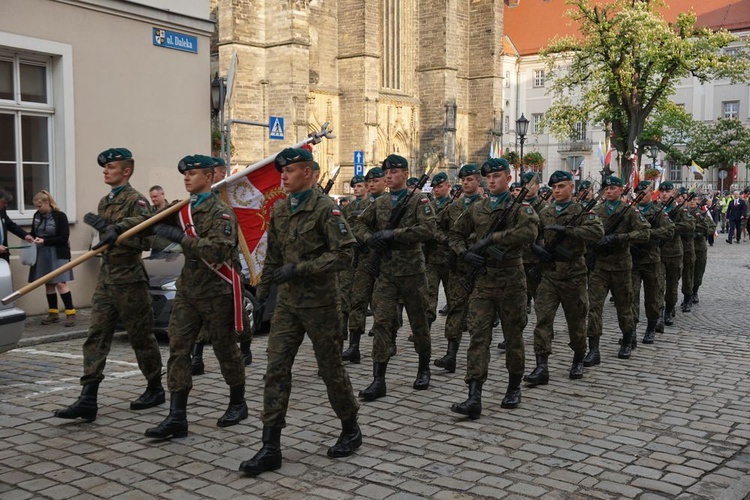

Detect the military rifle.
xmin=668 ymin=192 xmax=696 ymax=221
xmin=585 ymin=189 xmax=647 ymax=271
xmin=459 ymin=180 xmax=533 ymax=293
xmin=539 ymin=188 xmax=605 ymax=263
xmin=364 ymin=163 xmax=437 ymax=277
xmin=322 ymin=166 xmax=341 ymax=195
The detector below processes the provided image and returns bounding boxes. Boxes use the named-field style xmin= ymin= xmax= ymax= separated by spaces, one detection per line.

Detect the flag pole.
xmin=1 ymin=123 xmax=336 ymax=305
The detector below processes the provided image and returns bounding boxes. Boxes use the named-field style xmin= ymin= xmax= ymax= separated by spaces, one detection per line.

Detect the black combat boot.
xmin=191 ymin=343 xmax=205 ymax=376
xmin=341 ymin=331 xmax=362 ymax=364
xmin=53 ymin=383 xmax=99 ymax=421
xmin=664 ymin=306 xmax=675 ymax=326
xmin=327 ymin=415 xmax=362 ymax=458
xmin=390 ymin=331 xmax=398 ymax=357
xmin=413 ymin=354 xmax=431 ymax=390
xmin=359 ymin=362 xmax=387 ymax=401
xmin=692 ymin=287 xmax=699 ymax=304
xmin=239 ymin=426 xmax=282 ymax=476
xmin=569 ymin=352 xmax=585 ymax=379
xmin=145 ymin=392 xmax=188 ymax=439
xmin=655 ymin=307 xmax=665 ymax=333
xmin=130 ymin=375 xmax=165 ymax=410
xmin=497 ymin=340 xmax=507 ymax=350
xmin=434 ymin=339 xmax=459 ymax=373
xmin=438 ymin=304 xmax=449 ymax=316
xmin=618 ymin=331 xmax=633 ymax=359
xmin=523 ymin=354 xmax=549 ymax=386
xmin=643 ymin=321 xmax=656 ymax=344
xmin=681 ymin=294 xmax=692 ymax=312
xmin=631 ymin=326 xmax=637 ymax=350
xmin=217 ymin=385 xmax=248 ymax=427
xmin=492 ymin=313 xmax=500 ymax=328
xmin=240 ymin=340 xmax=252 ymax=366
xmin=526 ymin=297 xmax=532 ymax=314
xmin=501 ymin=374 xmax=523 ymax=409
xmin=450 ymin=380 xmax=482 ymax=419
xmin=583 ymin=337 xmax=601 ymax=367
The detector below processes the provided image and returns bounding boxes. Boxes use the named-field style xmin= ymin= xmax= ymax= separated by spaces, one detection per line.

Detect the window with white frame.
xmin=532 ymin=113 xmax=543 ymax=134
xmin=533 ymin=69 xmax=545 ymax=88
xmin=0 ymin=52 xmax=53 ymax=213
xmin=572 ymin=121 xmax=586 ymax=141
xmin=723 ymin=101 xmax=739 ymax=119
xmin=668 ymin=161 xmax=682 ymax=182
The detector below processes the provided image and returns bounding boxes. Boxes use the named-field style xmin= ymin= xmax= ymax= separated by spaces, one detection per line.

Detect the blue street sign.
xmin=269 ymin=116 xmax=285 ymax=140
xmin=354 ymin=150 xmax=364 ymax=176
xmin=152 ymin=28 xmax=198 ymax=54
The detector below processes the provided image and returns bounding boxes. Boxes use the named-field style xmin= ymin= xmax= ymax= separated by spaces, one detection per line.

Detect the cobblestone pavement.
xmin=2 ymin=241 xmax=750 ymax=499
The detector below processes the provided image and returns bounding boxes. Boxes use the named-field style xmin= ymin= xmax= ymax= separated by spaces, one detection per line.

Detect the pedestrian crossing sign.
xmin=269 ymin=116 xmax=284 ymax=140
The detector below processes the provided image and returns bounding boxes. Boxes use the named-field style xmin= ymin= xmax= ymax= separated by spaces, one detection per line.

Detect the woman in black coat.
xmin=30 ymin=190 xmax=76 ymax=327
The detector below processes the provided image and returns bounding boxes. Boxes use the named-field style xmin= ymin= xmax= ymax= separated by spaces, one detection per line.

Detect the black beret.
xmin=548 ymin=170 xmax=573 ymax=186
xmin=97 ymin=147 xmax=132 ymax=167
xmin=431 ymin=172 xmax=448 ymax=187
xmin=382 ymin=154 xmax=408 ymax=170
xmin=602 ymin=175 xmax=624 ymax=188
xmin=480 ymin=158 xmax=510 ymax=176
xmin=510 ymin=182 xmax=522 ymax=190
xmin=274 ymin=148 xmax=314 ymax=172
xmin=178 ymin=154 xmax=215 ymax=173
xmin=677 ymin=186 xmax=689 ymax=196
xmin=212 ymin=157 xmax=226 ymax=167
xmin=578 ymin=180 xmax=592 ymax=191
xmin=521 ymin=171 xmax=537 ymax=185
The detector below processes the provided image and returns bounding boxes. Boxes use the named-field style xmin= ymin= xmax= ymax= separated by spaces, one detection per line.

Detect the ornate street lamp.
xmin=516 ymin=114 xmax=529 ymax=176
xmin=211 ymin=75 xmax=227 ymax=159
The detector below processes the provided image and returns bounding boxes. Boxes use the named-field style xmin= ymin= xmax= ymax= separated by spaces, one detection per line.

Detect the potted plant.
xmin=523 ymin=151 xmax=545 ymax=171
xmin=644 ymin=167 xmax=660 ymax=180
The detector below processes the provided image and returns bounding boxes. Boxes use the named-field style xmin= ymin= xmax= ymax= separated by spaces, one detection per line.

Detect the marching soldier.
xmin=54 ymin=148 xmax=164 ymax=422
xmin=354 ymin=154 xmax=436 ymax=400
xmin=99 ymin=154 xmax=249 ymax=439
xmin=434 ymin=164 xmax=483 ymax=374
xmin=524 ymin=171 xmax=603 ymax=386
xmin=424 ymin=172 xmax=453 ymax=328
xmin=657 ymin=182 xmax=690 ymax=328
xmin=520 ymin=171 xmax=545 ymax=314
xmin=341 ymin=167 xmax=389 ymax=363
xmin=629 ymin=181 xmax=674 ymax=344
xmin=677 ymin=187 xmax=697 ymax=312
xmin=449 ymin=158 xmax=538 ymax=418
xmin=584 ymin=176 xmax=649 ymax=364
xmin=339 ymin=175 xmax=368 ymax=345
xmin=239 ymin=147 xmax=360 ymax=476
xmin=691 ymin=197 xmax=715 ymax=304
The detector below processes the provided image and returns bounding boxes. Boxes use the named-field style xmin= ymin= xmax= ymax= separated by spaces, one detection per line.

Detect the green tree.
xmin=666 ymin=118 xmax=750 ymax=170
xmin=541 ymin=0 xmax=750 ymax=180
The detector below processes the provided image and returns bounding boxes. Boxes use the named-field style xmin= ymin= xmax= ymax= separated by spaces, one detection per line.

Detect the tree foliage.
xmin=541 ymin=0 xmax=750 ymax=177
xmin=664 ymin=118 xmax=750 ymax=169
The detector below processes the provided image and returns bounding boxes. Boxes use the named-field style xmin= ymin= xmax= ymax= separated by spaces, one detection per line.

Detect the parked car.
xmin=142 ymin=244 xmax=273 ymax=336
xmin=0 ymin=259 xmax=26 ymax=353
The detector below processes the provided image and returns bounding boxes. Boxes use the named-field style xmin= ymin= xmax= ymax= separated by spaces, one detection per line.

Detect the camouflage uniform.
xmin=533 ymin=201 xmax=603 ymax=358
xmin=256 ymin=188 xmax=359 ymax=428
xmin=586 ymin=201 xmax=650 ymax=349
xmin=523 ymin=195 xmax=547 ymax=308
xmin=119 ymin=194 xmax=246 ymax=393
xmin=692 ymin=207 xmax=715 ymax=298
xmin=630 ymin=202 xmax=674 ymax=334
xmin=448 ymin=193 xmax=537 ymax=383
xmin=680 ymin=210 xmax=697 ymax=307
xmin=354 ymin=191 xmax=436 ymax=364
xmin=339 ymin=196 xmax=367 ymax=340
xmin=424 ymin=196 xmax=453 ymax=325
xmin=660 ymin=204 xmax=691 ymax=321
xmin=442 ymin=194 xmax=482 ymax=344
xmin=82 ymin=184 xmax=162 ymax=386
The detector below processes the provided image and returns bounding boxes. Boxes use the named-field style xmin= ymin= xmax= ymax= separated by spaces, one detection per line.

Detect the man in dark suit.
xmin=726 ymin=190 xmax=746 ymax=244
xmin=0 ymin=188 xmax=34 ymax=261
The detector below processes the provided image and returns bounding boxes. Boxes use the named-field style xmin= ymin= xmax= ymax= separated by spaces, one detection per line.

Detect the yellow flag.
xmin=691 ymin=161 xmax=704 ymax=175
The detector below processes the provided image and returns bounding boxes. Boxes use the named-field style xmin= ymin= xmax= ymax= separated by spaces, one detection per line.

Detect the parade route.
xmin=1 ymin=240 xmax=750 ymax=499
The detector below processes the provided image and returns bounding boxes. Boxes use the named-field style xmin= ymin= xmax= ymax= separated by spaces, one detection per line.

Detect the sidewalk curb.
xmin=19 ymin=330 xmax=89 ymax=347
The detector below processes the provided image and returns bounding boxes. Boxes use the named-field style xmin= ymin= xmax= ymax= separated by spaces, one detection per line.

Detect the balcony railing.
xmin=558 ymin=139 xmax=593 ymax=152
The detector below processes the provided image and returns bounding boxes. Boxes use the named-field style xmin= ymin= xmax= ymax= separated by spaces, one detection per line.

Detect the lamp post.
xmin=647 ymin=144 xmax=659 ymax=170
xmin=516 ymin=114 xmax=529 ymax=176
xmin=210 ymin=75 xmax=227 ymax=160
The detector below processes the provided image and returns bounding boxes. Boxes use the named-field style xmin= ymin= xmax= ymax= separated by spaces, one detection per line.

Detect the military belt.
xmin=485 ymin=257 xmax=522 ymax=269
xmin=102 ymin=254 xmax=141 ymax=266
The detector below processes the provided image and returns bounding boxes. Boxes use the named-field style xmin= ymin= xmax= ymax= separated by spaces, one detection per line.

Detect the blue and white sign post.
xmin=354 ymin=150 xmax=364 ymax=177
xmin=269 ymin=116 xmax=285 ymax=140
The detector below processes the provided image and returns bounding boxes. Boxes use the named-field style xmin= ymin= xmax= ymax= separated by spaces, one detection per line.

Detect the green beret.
xmin=677 ymin=186 xmax=689 ymax=196
xmin=430 ymin=172 xmax=448 ymax=187
xmin=97 ymin=147 xmax=132 ymax=167
xmin=510 ymin=182 xmax=522 ymax=190
xmin=480 ymin=158 xmax=509 ymax=176
xmin=406 ymin=177 xmax=419 ymax=187
xmin=274 ymin=147 xmax=314 ymax=172
xmin=178 ymin=154 xmax=215 ymax=173
xmin=212 ymin=157 xmax=226 ymax=167
xmin=635 ymin=180 xmax=652 ymax=193
xmin=521 ymin=171 xmax=537 ymax=185
xmin=382 ymin=154 xmax=408 ymax=170
xmin=312 ymin=161 xmax=320 ymax=171
xmin=548 ymin=170 xmax=573 ymax=186
xmin=350 ymin=175 xmax=366 ymax=187
xmin=458 ymin=164 xmax=480 ymax=178
xmin=539 ymin=186 xmax=552 ymax=194
xmin=602 ymin=175 xmax=624 ymax=188
xmin=365 ymin=167 xmax=385 ymax=180
xmin=659 ymin=181 xmax=674 ymax=191
xmin=578 ymin=180 xmax=592 ymax=191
